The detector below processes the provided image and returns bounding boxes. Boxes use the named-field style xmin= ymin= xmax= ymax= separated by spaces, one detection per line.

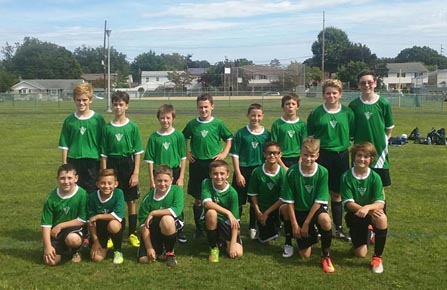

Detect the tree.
xmin=167 ymin=71 xmax=195 ymax=92
xmin=270 ymin=58 xmax=281 ymax=67
xmin=130 ymin=50 xmax=164 ymax=82
xmin=0 ymin=66 xmax=18 ymax=92
xmin=395 ymin=46 xmax=447 ymax=69
xmin=343 ymin=43 xmax=377 ymax=67
xmin=161 ymin=53 xmax=188 ymax=70
xmin=11 ymin=37 xmax=81 ymax=79
xmin=337 ymin=61 xmax=370 ymax=89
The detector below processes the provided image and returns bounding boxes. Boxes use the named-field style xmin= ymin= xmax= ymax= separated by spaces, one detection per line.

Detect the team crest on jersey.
xmin=364 ymin=112 xmax=373 ymax=120
xmin=163 ymin=142 xmax=170 ymax=150
xmin=201 ymin=130 xmax=208 ymax=138
xmin=251 ymin=141 xmax=259 ymax=149
xmin=358 ymin=187 xmax=367 ymax=196
xmin=80 ymin=127 xmax=86 ymax=135
xmin=330 ymin=120 xmax=337 ymax=128
xmin=305 ymin=185 xmax=313 ymax=194
xmin=212 ymin=196 xmax=220 ymax=203
xmin=102 ymin=209 xmax=110 ymax=214
xmin=115 ymin=133 xmax=123 ymax=142
xmin=63 ymin=206 xmax=70 ymax=215
xmin=287 ymin=130 xmax=295 ymax=138
xmin=266 ymin=182 xmax=274 ymax=190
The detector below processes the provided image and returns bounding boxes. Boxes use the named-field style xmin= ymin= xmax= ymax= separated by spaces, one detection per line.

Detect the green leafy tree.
xmin=161 ymin=53 xmax=188 ymax=70
xmin=395 ymin=46 xmax=447 ymax=69
xmin=337 ymin=61 xmax=370 ymax=89
xmin=167 ymin=71 xmax=195 ymax=92
xmin=0 ymin=66 xmax=18 ymax=92
xmin=130 ymin=50 xmax=164 ymax=82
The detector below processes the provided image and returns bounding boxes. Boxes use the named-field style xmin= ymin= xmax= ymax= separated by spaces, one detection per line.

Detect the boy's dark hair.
xmin=357 ymin=70 xmax=376 ymax=82
xmin=281 ymin=93 xmax=300 ymax=108
xmin=247 ymin=103 xmax=264 ymax=114
xmin=209 ymin=160 xmax=230 ymax=173
xmin=157 ymin=104 xmax=176 ymax=119
xmin=197 ymin=93 xmax=214 ymax=104
xmin=263 ymin=141 xmax=281 ymax=152
xmin=112 ymin=91 xmax=130 ymax=104
xmin=98 ymin=168 xmax=117 ymax=180
xmin=154 ymin=165 xmax=173 ymax=178
xmin=350 ymin=142 xmax=377 ymax=163
xmin=57 ymin=163 xmax=77 ymax=177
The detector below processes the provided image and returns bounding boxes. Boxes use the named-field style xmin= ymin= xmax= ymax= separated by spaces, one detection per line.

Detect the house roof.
xmin=141 ymin=71 xmax=184 ymax=77
xmin=11 ymin=79 xmax=84 ymax=90
xmin=386 ymin=62 xmax=428 ymax=73
xmin=240 ymin=65 xmax=284 ymax=76
xmin=187 ymin=68 xmax=206 ymax=76
xmin=82 ymin=73 xmax=118 ymax=81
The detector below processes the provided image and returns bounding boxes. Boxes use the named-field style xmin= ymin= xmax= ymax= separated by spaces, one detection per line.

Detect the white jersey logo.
xmin=305 ymin=185 xmax=313 ymax=194
xmin=163 ymin=142 xmax=170 ymax=150
xmin=80 ymin=127 xmax=86 ymax=135
xmin=251 ymin=141 xmax=259 ymax=149
xmin=287 ymin=130 xmax=295 ymax=138
xmin=63 ymin=206 xmax=70 ymax=215
xmin=267 ymin=182 xmax=274 ymax=190
xmin=358 ymin=187 xmax=367 ymax=196
xmin=201 ymin=130 xmax=208 ymax=138
xmin=115 ymin=133 xmax=123 ymax=142
xmin=212 ymin=196 xmax=220 ymax=203
xmin=364 ymin=112 xmax=373 ymax=120
xmin=330 ymin=120 xmax=337 ymax=128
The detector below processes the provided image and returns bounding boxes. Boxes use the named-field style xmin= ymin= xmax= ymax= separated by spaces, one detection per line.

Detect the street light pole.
xmin=106 ymin=29 xmax=112 ymax=113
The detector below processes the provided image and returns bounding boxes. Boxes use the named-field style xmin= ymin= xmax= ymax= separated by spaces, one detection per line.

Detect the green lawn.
xmin=0 ymin=96 xmax=446 ymax=290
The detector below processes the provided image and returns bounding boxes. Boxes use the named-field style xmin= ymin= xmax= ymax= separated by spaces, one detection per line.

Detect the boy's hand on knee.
xmin=147 ymin=248 xmax=157 ymax=261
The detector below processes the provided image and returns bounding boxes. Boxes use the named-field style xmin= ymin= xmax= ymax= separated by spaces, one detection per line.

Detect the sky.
xmin=1 ymin=0 xmax=445 ymax=65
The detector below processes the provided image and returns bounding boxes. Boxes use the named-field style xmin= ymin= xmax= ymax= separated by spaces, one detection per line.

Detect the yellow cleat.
xmin=128 ymin=234 xmax=140 ymax=248
xmin=107 ymin=238 xmax=114 ymax=249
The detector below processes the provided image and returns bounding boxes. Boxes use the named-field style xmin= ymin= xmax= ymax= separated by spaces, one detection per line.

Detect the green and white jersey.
xmin=138 ymin=185 xmax=184 ymax=227
xmin=41 ymin=185 xmax=88 ymax=228
xmin=280 ymin=163 xmax=329 ymax=211
xmin=247 ymin=164 xmax=286 ymax=212
xmin=201 ymin=179 xmax=240 ymax=223
xmin=271 ymin=117 xmax=307 ymax=158
xmin=100 ymin=118 xmax=144 ymax=158
xmin=144 ymin=128 xmax=186 ymax=168
xmin=182 ymin=117 xmax=233 ymax=160
xmin=87 ymin=188 xmax=125 ymax=222
xmin=307 ymin=104 xmax=354 ymax=152
xmin=349 ymin=96 xmax=394 ymax=169
xmin=58 ymin=111 xmax=105 ymax=160
xmin=230 ymin=126 xmax=271 ymax=167
xmin=341 ymin=168 xmax=385 ymax=209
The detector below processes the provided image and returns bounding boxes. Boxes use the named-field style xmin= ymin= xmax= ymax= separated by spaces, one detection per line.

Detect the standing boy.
xmin=230 ymin=103 xmax=271 ymax=240
xmin=182 ymin=94 xmax=233 ymax=238
xmin=271 ymin=93 xmax=307 ymax=170
xmin=144 ymin=104 xmax=187 ymax=243
xmin=137 ymin=165 xmax=184 ymax=267
xmin=41 ymin=164 xmax=87 ymax=265
xmin=202 ymin=160 xmax=243 ymax=262
xmin=247 ymin=141 xmax=286 ymax=243
xmin=307 ymin=79 xmax=355 ymax=241
xmin=87 ymin=169 xmax=125 ymax=264
xmin=100 ymin=91 xmax=144 ymax=248
xmin=341 ymin=142 xmax=388 ymax=274
xmin=280 ymin=138 xmax=335 ymax=273
xmin=58 ymin=82 xmax=105 ymax=194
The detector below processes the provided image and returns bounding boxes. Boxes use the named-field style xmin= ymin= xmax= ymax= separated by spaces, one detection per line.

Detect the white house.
xmin=10 ymin=79 xmax=85 ymax=99
xmin=428 ymin=69 xmax=447 ymax=87
xmin=140 ymin=71 xmax=180 ymax=91
xmin=239 ymin=65 xmax=283 ymax=89
xmin=382 ymin=62 xmax=428 ymax=91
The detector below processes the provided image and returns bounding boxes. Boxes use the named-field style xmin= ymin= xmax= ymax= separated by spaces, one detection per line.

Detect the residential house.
xmin=10 ymin=79 xmax=85 ymax=100
xmin=239 ymin=65 xmax=284 ymax=90
xmin=382 ymin=62 xmax=428 ymax=91
xmin=428 ymin=69 xmax=447 ymax=87
xmin=140 ymin=71 xmax=179 ymax=91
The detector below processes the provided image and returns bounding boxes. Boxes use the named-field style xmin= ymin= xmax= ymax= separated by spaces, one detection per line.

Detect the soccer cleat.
xmin=321 ymin=256 xmax=335 ymax=273
xmin=335 ymin=226 xmax=351 ymax=242
xmin=128 ymin=234 xmax=140 ymax=248
xmin=368 ymin=225 xmax=375 ymax=245
xmin=177 ymin=229 xmax=188 ymax=244
xmin=166 ymin=251 xmax=177 ymax=267
xmin=107 ymin=238 xmax=114 ymax=249
xmin=113 ymin=251 xmax=124 ymax=264
xmin=193 ymin=228 xmax=204 ymax=239
xmin=209 ymin=247 xmax=220 ymax=262
xmin=282 ymin=244 xmax=294 ymax=258
xmin=371 ymin=256 xmax=384 ymax=273
xmin=249 ymin=228 xmax=258 ymax=240
xmin=71 ymin=251 xmax=82 ymax=263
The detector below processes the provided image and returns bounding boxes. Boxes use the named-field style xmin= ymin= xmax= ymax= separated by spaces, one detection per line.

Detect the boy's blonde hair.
xmin=209 ymin=160 xmax=230 ymax=173
xmin=281 ymin=93 xmax=300 ymax=108
xmin=157 ymin=104 xmax=176 ymax=119
xmin=322 ymin=79 xmax=343 ymax=94
xmin=154 ymin=165 xmax=173 ymax=178
xmin=350 ymin=142 xmax=377 ymax=163
xmin=98 ymin=168 xmax=117 ymax=180
xmin=301 ymin=137 xmax=320 ymax=154
xmin=73 ymin=83 xmax=93 ymax=100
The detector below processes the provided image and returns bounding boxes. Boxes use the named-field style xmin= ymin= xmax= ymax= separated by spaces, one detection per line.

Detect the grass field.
xmin=0 ymin=95 xmax=446 ymax=290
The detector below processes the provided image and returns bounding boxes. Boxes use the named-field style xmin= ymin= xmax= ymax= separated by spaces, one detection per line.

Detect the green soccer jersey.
xmin=280 ymin=163 xmax=329 ymax=211
xmin=341 ymin=168 xmax=385 ymax=210
xmin=100 ymin=118 xmax=144 ymax=158
xmin=144 ymin=128 xmax=186 ymax=168
xmin=182 ymin=117 xmax=233 ymax=160
xmin=307 ymin=104 xmax=354 ymax=152
xmin=230 ymin=126 xmax=271 ymax=167
xmin=201 ymin=178 xmax=240 ymax=223
xmin=271 ymin=117 xmax=307 ymax=158
xmin=58 ymin=111 xmax=105 ymax=160
xmin=247 ymin=164 xmax=287 ymax=212
xmin=138 ymin=185 xmax=184 ymax=227
xmin=41 ymin=185 xmax=88 ymax=228
xmin=87 ymin=188 xmax=125 ymax=222
xmin=349 ymin=96 xmax=394 ymax=169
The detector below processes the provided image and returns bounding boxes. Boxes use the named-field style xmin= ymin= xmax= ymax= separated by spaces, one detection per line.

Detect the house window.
xmin=19 ymin=88 xmax=28 ymax=94
xmin=258 ymin=75 xmax=267 ymax=80
xmin=397 ymin=72 xmax=406 ymax=78
xmin=156 ymin=77 xmax=159 ymax=82
xmin=146 ymin=77 xmax=149 ymax=82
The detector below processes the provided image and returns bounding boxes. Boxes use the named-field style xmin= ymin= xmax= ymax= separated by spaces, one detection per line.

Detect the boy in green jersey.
xmin=58 ymin=83 xmax=105 ymax=193
xmin=307 ymin=79 xmax=355 ymax=242
xmin=247 ymin=141 xmax=286 ymax=243
xmin=202 ymin=160 xmax=243 ymax=262
xmin=182 ymin=94 xmax=233 ymax=239
xmin=87 ymin=169 xmax=125 ymax=264
xmin=280 ymin=138 xmax=335 ymax=273
xmin=341 ymin=142 xmax=387 ymax=274
xmin=144 ymin=104 xmax=187 ymax=243
xmin=271 ymin=93 xmax=307 ymax=170
xmin=41 ymin=164 xmax=87 ymax=265
xmin=230 ymin=103 xmax=271 ymax=240
xmin=137 ymin=165 xmax=185 ymax=267
xmin=100 ymin=91 xmax=143 ymax=248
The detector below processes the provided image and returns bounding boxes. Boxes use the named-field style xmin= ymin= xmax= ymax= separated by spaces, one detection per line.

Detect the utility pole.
xmin=103 ymin=20 xmax=107 ymax=103
xmin=106 ymin=28 xmax=112 ymax=113
xmin=321 ymin=11 xmax=325 ymax=82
